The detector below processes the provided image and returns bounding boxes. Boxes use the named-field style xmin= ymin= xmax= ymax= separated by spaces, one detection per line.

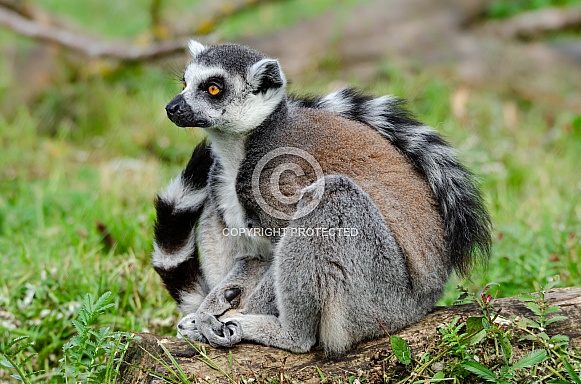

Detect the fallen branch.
xmin=0 ymin=0 xmax=286 ymax=63
xmin=482 ymin=6 xmax=581 ymax=39
xmin=118 ymin=287 xmax=581 ymax=383
xmin=0 ymin=5 xmax=195 ymax=63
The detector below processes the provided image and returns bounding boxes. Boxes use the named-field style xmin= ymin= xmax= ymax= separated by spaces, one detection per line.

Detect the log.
xmin=118 ymin=287 xmax=581 ymax=383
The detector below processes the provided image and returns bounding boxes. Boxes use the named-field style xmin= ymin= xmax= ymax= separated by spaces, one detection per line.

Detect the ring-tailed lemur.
xmin=152 ymin=40 xmax=491 ymax=355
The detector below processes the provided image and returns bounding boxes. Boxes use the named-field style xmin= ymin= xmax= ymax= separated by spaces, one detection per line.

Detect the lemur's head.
xmin=166 ymin=41 xmax=287 ymax=134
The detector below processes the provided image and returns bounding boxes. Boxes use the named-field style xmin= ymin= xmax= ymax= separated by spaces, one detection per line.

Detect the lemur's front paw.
xmin=177 ymin=313 xmax=208 ymax=344
xmin=197 ymin=313 xmax=242 ymax=348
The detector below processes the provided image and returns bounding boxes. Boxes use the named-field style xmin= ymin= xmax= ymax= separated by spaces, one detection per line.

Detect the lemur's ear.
xmin=188 ymin=40 xmax=205 ymax=59
xmin=248 ymin=58 xmax=286 ymax=94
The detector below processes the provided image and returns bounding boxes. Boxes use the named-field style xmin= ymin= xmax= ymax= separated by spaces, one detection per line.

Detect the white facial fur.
xmin=181 ymin=63 xmax=235 ymax=128
xmin=188 ymin=40 xmax=205 ymax=58
xmin=180 ymin=42 xmax=287 ymax=134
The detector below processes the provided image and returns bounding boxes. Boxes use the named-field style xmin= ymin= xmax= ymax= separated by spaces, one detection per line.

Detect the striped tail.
xmin=152 ymin=140 xmax=213 ymax=312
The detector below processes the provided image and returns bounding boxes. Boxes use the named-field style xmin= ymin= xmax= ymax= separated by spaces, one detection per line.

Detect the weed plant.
xmin=385 ymin=281 xmax=581 ymax=383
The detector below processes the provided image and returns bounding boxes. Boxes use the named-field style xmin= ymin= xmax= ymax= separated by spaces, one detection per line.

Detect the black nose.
xmin=165 ymin=95 xmax=183 ymax=117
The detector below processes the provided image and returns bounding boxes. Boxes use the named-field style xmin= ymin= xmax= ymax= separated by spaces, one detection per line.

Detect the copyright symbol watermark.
xmin=252 ymin=147 xmax=325 ymax=221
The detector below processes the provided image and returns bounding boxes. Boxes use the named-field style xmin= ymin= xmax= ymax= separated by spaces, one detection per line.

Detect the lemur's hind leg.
xmin=202 ymin=175 xmax=437 ymax=355
xmin=178 ymin=257 xmax=274 ymax=344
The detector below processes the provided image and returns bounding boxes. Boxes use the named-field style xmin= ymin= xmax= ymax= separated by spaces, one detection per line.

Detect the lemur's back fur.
xmin=292 ymin=89 xmax=490 ymax=275
xmin=237 ymin=106 xmax=447 ymax=286
xmin=154 ymin=41 xmax=492 ymax=354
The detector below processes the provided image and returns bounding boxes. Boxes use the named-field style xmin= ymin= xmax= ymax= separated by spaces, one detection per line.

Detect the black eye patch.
xmin=199 ymin=76 xmax=226 ymax=99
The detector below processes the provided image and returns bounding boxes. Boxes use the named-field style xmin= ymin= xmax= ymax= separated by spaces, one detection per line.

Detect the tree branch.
xmin=482 ymin=6 xmax=581 ymax=39
xmin=0 ymin=5 xmax=197 ymax=63
xmin=0 ymin=0 xmax=286 ymax=63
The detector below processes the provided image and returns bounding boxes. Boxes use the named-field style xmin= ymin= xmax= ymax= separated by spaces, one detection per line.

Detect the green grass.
xmin=1 ymin=0 xmax=580 ymax=382
xmin=488 ymin=0 xmax=581 ymax=19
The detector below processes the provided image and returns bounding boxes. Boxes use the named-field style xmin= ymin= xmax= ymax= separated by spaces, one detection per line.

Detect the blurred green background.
xmin=0 ymin=0 xmax=580 ymax=381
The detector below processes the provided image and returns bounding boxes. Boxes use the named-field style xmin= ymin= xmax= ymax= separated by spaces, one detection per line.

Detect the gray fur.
xmin=156 ymin=41 xmax=491 ymax=355
xmin=214 ymin=175 xmax=436 ymax=354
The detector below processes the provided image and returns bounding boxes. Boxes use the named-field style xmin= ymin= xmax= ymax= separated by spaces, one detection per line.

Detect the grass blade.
xmin=564 ymin=359 xmax=581 ymax=384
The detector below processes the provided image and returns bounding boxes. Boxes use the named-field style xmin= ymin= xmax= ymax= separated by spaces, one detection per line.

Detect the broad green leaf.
xmin=412 ymin=371 xmax=448 ymax=383
xmin=543 ymin=306 xmax=563 ymax=315
xmin=432 ymin=371 xmax=445 ymax=379
xmin=470 ymin=329 xmax=487 ymax=345
xmin=466 ymin=316 xmax=485 ymax=334
xmin=545 ymin=316 xmax=568 ymax=326
xmin=524 ymin=302 xmax=542 ymax=316
xmin=542 ymin=277 xmax=560 ymax=291
xmin=548 ymin=334 xmax=569 ymax=344
xmin=94 ymin=291 xmax=113 ymax=310
xmin=461 ymin=361 xmax=496 ymax=381
xmin=500 ymin=335 xmax=512 ymax=362
xmin=0 ymin=359 xmax=14 ymax=368
xmin=482 ymin=317 xmax=491 ymax=330
xmin=521 ymin=317 xmax=541 ymax=329
xmin=390 ymin=336 xmax=411 ymax=365
xmin=72 ymin=319 xmax=84 ymax=334
xmin=513 ymin=349 xmax=547 ymax=370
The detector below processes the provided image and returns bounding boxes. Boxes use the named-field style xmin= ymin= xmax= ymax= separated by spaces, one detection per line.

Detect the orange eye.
xmin=182 ymin=81 xmax=187 ymax=90
xmin=208 ymin=84 xmax=221 ymax=96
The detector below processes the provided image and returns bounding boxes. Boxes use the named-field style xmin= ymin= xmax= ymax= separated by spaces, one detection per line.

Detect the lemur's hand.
xmin=195 ymin=313 xmax=242 ymax=348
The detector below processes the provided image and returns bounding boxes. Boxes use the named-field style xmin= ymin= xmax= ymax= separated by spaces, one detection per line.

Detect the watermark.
xmin=222 ymin=227 xmax=359 ymax=237
xmin=251 ymin=146 xmax=325 ymax=221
